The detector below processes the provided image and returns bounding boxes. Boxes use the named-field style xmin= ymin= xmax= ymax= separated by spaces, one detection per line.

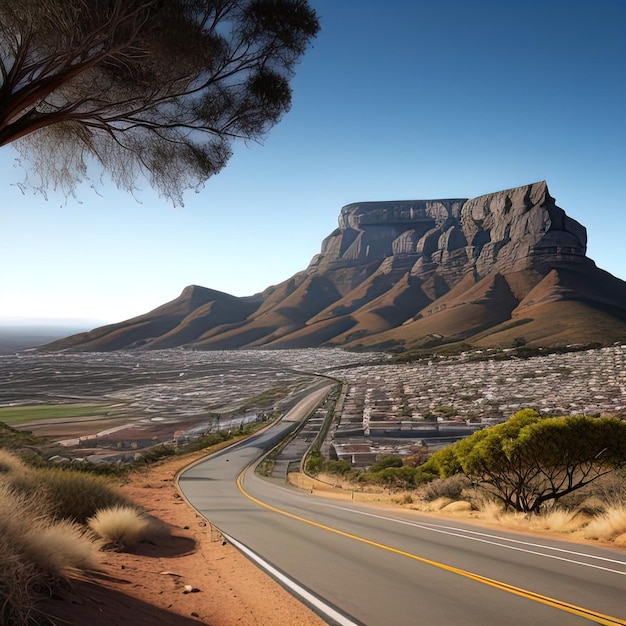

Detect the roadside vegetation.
xmin=0 ymin=412 xmax=275 ymax=625
xmin=0 ymin=449 xmax=119 ymax=624
xmin=305 ymin=409 xmax=626 ymax=546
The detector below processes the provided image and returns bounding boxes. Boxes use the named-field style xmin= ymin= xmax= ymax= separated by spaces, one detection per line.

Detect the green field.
xmin=0 ymin=404 xmax=111 ymax=425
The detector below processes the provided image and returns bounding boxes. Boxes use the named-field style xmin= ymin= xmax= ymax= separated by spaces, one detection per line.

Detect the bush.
xmin=325 ymin=460 xmax=353 ymax=476
xmin=418 ymin=410 xmax=626 ymax=513
xmin=370 ymin=455 xmax=403 ymax=473
xmin=305 ymin=450 xmax=324 ymax=476
xmin=135 ymin=444 xmax=176 ymax=464
xmin=414 ymin=467 xmax=438 ymax=486
xmin=372 ymin=466 xmax=418 ymax=489
xmin=420 ymin=475 xmax=469 ymax=502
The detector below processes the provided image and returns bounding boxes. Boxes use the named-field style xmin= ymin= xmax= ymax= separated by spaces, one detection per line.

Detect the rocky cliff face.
xmin=45 ymin=182 xmax=626 ymax=353
xmin=311 ymin=181 xmax=587 ymax=279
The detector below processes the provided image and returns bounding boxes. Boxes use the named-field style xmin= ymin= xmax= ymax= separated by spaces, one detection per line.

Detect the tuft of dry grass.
xmin=582 ymin=506 xmax=626 ymax=541
xmin=23 ymin=520 xmax=99 ymax=575
xmin=88 ymin=505 xmax=161 ymax=549
xmin=529 ymin=508 xmax=581 ymax=533
xmin=0 ymin=448 xmax=27 ymax=474
xmin=476 ymin=499 xmax=504 ymax=521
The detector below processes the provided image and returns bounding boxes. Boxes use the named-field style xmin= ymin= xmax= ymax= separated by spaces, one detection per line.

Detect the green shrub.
xmin=370 ymin=454 xmax=403 ymax=472
xmin=372 ymin=466 xmax=417 ymax=489
xmin=325 ymin=460 xmax=353 ymax=476
xmin=136 ymin=444 xmax=177 ymax=464
xmin=305 ymin=450 xmax=325 ymax=475
xmin=413 ymin=467 xmax=438 ymax=486
xmin=0 ymin=422 xmax=46 ymax=451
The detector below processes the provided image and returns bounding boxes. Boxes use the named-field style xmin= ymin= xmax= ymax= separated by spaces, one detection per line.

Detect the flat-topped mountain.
xmin=45 ymin=182 xmax=626 ymax=353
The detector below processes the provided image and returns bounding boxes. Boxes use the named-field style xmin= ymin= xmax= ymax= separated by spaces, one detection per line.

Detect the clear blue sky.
xmin=1 ymin=0 xmax=625 ymax=326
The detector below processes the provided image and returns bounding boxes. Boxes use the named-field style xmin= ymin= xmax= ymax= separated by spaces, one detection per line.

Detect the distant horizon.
xmin=0 ymin=318 xmax=107 ymax=329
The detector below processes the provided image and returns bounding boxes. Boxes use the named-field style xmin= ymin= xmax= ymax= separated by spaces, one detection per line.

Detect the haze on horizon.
xmin=1 ymin=0 xmax=624 ymax=328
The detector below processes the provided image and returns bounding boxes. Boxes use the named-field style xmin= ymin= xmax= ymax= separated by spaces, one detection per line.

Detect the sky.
xmin=1 ymin=0 xmax=625 ymax=327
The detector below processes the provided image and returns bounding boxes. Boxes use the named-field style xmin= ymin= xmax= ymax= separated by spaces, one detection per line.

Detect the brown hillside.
xmin=348 ymin=272 xmax=521 ymax=350
xmin=43 ymin=285 xmax=251 ymax=351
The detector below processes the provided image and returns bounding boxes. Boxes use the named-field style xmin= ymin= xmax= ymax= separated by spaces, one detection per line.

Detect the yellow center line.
xmin=237 ymin=469 xmax=626 ymax=626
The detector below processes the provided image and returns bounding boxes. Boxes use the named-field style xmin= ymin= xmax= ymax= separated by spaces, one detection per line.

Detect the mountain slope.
xmin=43 ymin=286 xmax=261 ymax=352
xmin=44 ymin=182 xmax=626 ymax=353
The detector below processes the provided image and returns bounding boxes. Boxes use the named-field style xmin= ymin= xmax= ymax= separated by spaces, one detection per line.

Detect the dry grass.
xmin=0 ymin=448 xmax=27 ymax=473
xmin=477 ymin=499 xmax=505 ymax=522
xmin=0 ymin=480 xmax=99 ymax=626
xmin=88 ymin=505 xmax=161 ymax=549
xmin=582 ymin=506 xmax=626 ymax=541
xmin=7 ymin=466 xmax=130 ymax=523
xmin=460 ymin=490 xmax=626 ymax=543
xmin=0 ymin=483 xmax=46 ymax=626
xmin=0 ymin=450 xmax=144 ymax=624
xmin=24 ymin=520 xmax=99 ymax=574
xmin=291 ymin=467 xmax=626 ymax=547
xmin=529 ymin=508 xmax=581 ymax=533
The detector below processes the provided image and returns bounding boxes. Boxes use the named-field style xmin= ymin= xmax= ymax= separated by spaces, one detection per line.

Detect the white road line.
xmin=222 ymin=531 xmax=360 ymax=626
xmin=315 ymin=502 xmax=626 ymax=575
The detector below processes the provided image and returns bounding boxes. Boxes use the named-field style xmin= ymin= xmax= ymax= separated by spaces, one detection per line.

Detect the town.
xmin=1 ymin=345 xmax=624 ymax=466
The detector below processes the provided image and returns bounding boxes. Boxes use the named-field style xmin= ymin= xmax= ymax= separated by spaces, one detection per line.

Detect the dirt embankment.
xmin=41 ymin=450 xmax=325 ymax=626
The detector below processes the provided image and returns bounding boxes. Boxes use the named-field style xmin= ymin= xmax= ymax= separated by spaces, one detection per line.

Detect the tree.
xmin=423 ymin=409 xmax=626 ymax=513
xmin=0 ymin=0 xmax=319 ymax=203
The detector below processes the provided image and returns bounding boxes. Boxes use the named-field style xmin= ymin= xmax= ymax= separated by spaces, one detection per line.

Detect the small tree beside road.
xmin=422 ymin=409 xmax=626 ymax=513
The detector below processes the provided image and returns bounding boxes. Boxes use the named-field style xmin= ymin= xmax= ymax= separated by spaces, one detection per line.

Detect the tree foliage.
xmin=422 ymin=409 xmax=626 ymax=513
xmin=0 ymin=0 xmax=319 ymax=203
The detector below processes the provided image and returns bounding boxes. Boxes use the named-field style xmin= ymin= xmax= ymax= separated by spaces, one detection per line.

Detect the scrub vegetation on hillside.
xmin=0 ymin=449 xmax=159 ymax=625
xmin=0 ymin=412 xmax=277 ymax=625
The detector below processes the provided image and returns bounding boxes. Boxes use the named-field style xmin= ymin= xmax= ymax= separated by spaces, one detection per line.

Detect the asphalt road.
xmin=179 ymin=395 xmax=626 ymax=626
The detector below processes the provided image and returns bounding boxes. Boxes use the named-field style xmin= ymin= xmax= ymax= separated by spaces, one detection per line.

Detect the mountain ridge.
xmin=44 ymin=181 xmax=626 ymax=353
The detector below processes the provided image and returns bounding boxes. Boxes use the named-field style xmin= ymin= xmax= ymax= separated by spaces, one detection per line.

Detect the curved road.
xmin=179 ymin=390 xmax=626 ymax=626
